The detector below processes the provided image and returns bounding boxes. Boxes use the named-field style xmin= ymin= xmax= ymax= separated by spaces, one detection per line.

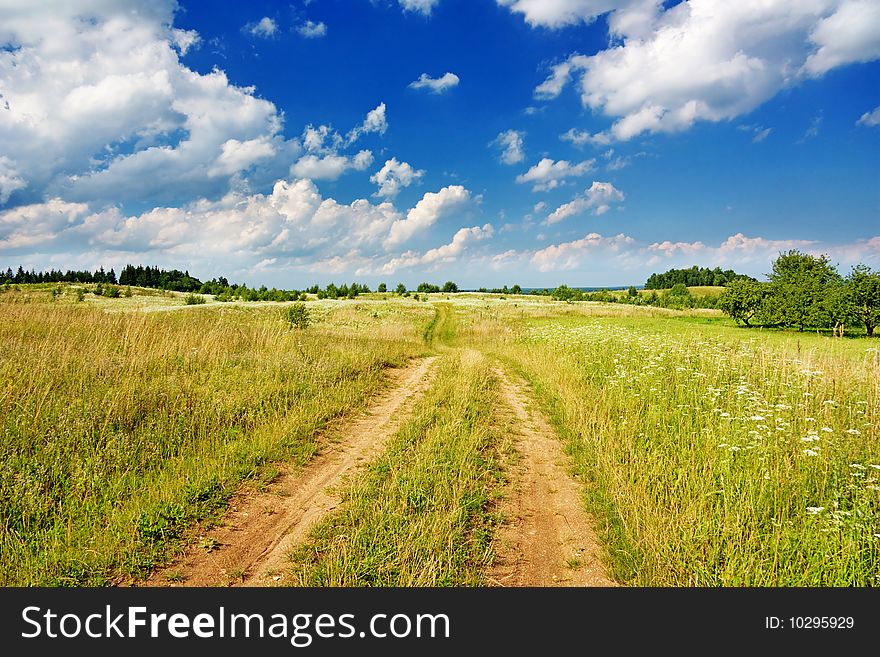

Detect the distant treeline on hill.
xmin=645 ymin=266 xmax=753 ymax=289
xmin=2 ymin=265 xmax=119 ymax=285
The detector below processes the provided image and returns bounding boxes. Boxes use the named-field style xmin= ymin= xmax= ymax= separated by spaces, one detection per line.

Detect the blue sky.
xmin=1 ymin=0 xmax=878 ymax=288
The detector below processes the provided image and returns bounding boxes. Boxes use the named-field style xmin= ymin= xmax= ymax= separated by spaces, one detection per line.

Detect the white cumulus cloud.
xmin=857 ymin=105 xmax=880 ymax=127
xmin=546 ymin=181 xmax=625 ymax=223
xmin=560 ymin=128 xmax=612 ymax=148
xmin=530 ymin=232 xmax=636 ymax=272
xmin=491 ymin=130 xmax=526 ymax=165
xmin=247 ymin=17 xmax=278 ymax=38
xmin=516 ymin=158 xmax=595 ymax=192
xmin=290 ymin=150 xmax=373 ymax=181
xmin=399 ymin=0 xmax=440 ymax=16
xmin=377 ymin=224 xmax=493 ymax=274
xmin=297 ymin=20 xmax=327 ymax=38
xmin=371 ymin=158 xmax=426 ymax=198
xmin=527 ymin=1 xmax=880 ymax=141
xmin=409 ymin=72 xmax=460 ymax=94
xmin=0 ymin=1 xmax=297 ymax=207
xmin=385 ymin=185 xmax=471 ymax=248
xmin=347 ymin=103 xmax=388 ymax=144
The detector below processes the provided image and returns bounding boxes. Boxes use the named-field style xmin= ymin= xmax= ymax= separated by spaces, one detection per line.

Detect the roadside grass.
xmin=0 ymin=291 xmax=429 ymax=585
xmin=490 ymin=312 xmax=879 ymax=585
xmin=288 ymin=349 xmax=508 ymax=586
xmin=4 ymin=284 xmax=877 ymax=587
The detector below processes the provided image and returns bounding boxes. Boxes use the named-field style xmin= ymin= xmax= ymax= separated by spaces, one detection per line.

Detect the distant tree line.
xmin=645 ymin=266 xmax=753 ymax=289
xmin=1 ymin=265 xmax=118 ymax=285
xmin=551 ymin=283 xmax=720 ymax=310
xmin=719 ymin=251 xmax=880 ymax=336
xmin=1 ymin=263 xmax=310 ymax=302
xmin=310 ymin=282 xmax=371 ymax=299
xmin=475 ymin=284 xmax=524 ymax=295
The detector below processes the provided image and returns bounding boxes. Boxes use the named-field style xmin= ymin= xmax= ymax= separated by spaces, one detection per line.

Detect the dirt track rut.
xmin=489 ymin=368 xmax=615 ymax=587
xmin=146 ymin=356 xmax=437 ymax=587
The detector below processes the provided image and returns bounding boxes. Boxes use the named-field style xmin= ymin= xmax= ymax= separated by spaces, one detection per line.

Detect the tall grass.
xmin=289 ymin=351 xmax=507 ymax=586
xmin=0 ymin=294 xmax=427 ymax=585
xmin=497 ymin=314 xmax=879 ymax=585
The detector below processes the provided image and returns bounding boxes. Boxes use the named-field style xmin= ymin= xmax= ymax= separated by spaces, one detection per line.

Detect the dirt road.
xmin=146 ymin=356 xmax=438 ymax=587
xmin=145 ymin=350 xmax=614 ymax=588
xmin=489 ymin=368 xmax=615 ymax=587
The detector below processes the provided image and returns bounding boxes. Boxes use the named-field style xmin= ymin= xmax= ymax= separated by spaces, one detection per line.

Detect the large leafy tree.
xmin=767 ymin=250 xmax=840 ymax=331
xmin=719 ymin=278 xmax=770 ymax=326
xmin=846 ymin=264 xmax=880 ymax=337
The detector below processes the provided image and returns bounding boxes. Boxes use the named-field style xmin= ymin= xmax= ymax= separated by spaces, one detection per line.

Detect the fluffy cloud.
xmin=399 ymin=0 xmax=440 ymax=16
xmin=0 ymin=1 xmax=298 ymax=208
xmin=528 ymin=1 xmax=880 ymax=140
xmin=491 ymin=130 xmax=526 ymax=165
xmin=560 ymin=128 xmax=612 ymax=147
xmin=370 ymin=158 xmax=425 ymax=198
xmin=290 ymin=150 xmax=373 ymax=181
xmin=803 ymin=1 xmax=880 ymax=76
xmin=297 ymin=21 xmax=327 ymax=38
xmin=0 ymin=179 xmax=398 ymax=259
xmin=497 ymin=0 xmax=654 ymax=30
xmin=208 ymin=137 xmax=277 ymax=178
xmin=385 ymin=185 xmax=471 ymax=247
xmin=546 ymin=181 xmax=624 ymax=223
xmin=171 ymin=28 xmax=201 ymax=55
xmin=346 ymin=103 xmax=388 ymax=144
xmin=857 ymin=105 xmax=880 ymax=127
xmin=0 ymin=157 xmax=27 ymax=205
xmin=377 ymin=224 xmax=493 ymax=274
xmin=526 ymin=230 xmax=880 ymax=276
xmin=0 ymin=198 xmax=90 ymax=250
xmin=0 ymin=180 xmax=490 ymax=280
xmin=409 ymin=72 xmax=460 ymax=94
xmin=530 ymin=232 xmax=636 ymax=271
xmin=645 ymin=233 xmax=819 ymax=267
xmin=247 ymin=17 xmax=278 ymax=38
xmin=515 ymin=158 xmax=595 ymax=191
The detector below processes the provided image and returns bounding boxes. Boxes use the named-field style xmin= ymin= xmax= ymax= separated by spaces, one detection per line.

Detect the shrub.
xmin=184 ymin=293 xmax=206 ymax=305
xmin=284 ymin=302 xmax=311 ymax=329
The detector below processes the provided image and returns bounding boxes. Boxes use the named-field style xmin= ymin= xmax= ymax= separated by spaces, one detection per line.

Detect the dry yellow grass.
xmin=0 ymin=289 xmax=429 ymax=585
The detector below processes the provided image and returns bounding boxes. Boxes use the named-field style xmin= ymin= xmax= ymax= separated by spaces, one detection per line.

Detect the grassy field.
xmin=0 ymin=285 xmax=431 ymax=585
xmin=471 ymin=307 xmax=879 ymax=585
xmin=1 ymin=284 xmax=877 ymax=586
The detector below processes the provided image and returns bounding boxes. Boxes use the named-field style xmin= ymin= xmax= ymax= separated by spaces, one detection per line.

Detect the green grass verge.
xmin=287 ymin=353 xmax=507 ymax=586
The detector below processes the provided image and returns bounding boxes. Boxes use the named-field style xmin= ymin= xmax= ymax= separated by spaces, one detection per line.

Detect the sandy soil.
xmin=488 ymin=367 xmax=615 ymax=587
xmin=144 ymin=356 xmax=438 ymax=587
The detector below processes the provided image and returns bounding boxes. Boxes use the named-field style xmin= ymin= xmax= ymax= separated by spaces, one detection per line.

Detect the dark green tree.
xmin=767 ymin=250 xmax=840 ymax=331
xmin=719 ymin=279 xmax=770 ymax=327
xmin=846 ymin=264 xmax=880 ymax=337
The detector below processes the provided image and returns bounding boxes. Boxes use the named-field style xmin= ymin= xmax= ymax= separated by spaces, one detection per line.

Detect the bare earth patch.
xmin=144 ymin=356 xmax=438 ymax=587
xmin=489 ymin=368 xmax=615 ymax=587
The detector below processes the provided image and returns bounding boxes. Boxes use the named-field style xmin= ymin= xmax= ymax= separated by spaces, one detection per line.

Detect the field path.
xmin=489 ymin=367 xmax=615 ymax=587
xmin=146 ymin=356 xmax=438 ymax=587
